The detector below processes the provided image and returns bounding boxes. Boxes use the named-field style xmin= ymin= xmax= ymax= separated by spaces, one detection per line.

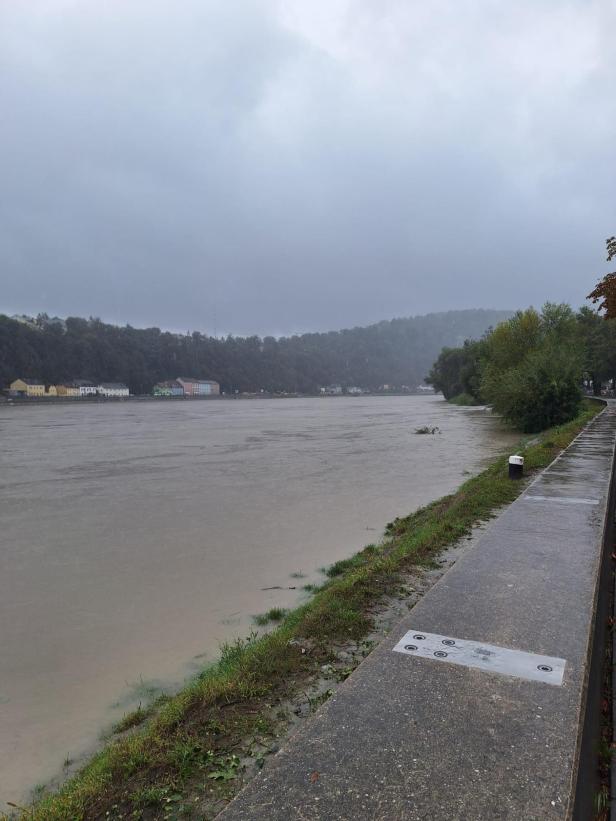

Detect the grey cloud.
xmin=1 ymin=0 xmax=615 ymax=336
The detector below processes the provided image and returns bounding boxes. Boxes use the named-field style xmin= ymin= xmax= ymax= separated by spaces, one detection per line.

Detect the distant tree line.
xmin=427 ymin=304 xmax=616 ymax=432
xmin=0 ymin=309 xmax=512 ymax=396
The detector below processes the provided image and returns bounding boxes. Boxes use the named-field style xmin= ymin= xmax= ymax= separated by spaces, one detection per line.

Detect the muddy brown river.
xmin=0 ymin=396 xmax=518 ymax=802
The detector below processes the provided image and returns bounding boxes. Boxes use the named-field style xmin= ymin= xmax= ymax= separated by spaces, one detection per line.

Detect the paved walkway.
xmin=221 ymin=405 xmax=616 ymax=820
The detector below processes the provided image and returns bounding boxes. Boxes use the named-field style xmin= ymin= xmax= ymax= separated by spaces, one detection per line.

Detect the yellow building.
xmin=9 ymin=378 xmax=45 ymax=397
xmin=46 ymin=385 xmax=58 ymax=397
xmin=56 ymin=384 xmax=80 ymax=397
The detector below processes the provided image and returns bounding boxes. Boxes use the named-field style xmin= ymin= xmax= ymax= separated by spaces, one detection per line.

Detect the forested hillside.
xmin=0 ymin=310 xmax=511 ymax=395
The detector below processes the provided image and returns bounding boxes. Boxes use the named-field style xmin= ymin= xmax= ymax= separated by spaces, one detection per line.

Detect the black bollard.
xmin=508 ymin=455 xmax=524 ymax=479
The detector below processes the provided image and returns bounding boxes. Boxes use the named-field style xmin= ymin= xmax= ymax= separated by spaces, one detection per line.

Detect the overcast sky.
xmin=1 ymin=1 xmax=615 ymax=336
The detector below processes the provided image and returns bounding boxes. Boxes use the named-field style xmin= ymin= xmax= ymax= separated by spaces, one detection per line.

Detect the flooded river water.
xmin=0 ymin=395 xmax=518 ymax=802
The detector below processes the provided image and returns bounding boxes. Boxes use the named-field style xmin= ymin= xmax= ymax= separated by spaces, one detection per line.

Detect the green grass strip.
xmin=12 ymin=400 xmax=603 ymax=821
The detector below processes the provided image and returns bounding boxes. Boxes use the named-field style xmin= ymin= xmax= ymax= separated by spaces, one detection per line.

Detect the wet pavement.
xmin=220 ymin=404 xmax=616 ymax=820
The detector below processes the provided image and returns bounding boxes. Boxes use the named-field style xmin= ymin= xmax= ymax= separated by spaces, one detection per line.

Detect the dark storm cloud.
xmin=1 ymin=0 xmax=615 ymax=335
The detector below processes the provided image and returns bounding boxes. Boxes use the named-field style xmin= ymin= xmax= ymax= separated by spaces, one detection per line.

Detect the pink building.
xmin=176 ymin=377 xmax=220 ymax=396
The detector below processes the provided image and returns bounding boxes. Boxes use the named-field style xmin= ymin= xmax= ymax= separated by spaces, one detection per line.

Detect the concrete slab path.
xmin=220 ymin=405 xmax=616 ymax=820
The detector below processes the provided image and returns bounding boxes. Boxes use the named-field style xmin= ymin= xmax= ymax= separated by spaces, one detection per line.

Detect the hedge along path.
xmin=11 ymin=400 xmax=602 ymax=821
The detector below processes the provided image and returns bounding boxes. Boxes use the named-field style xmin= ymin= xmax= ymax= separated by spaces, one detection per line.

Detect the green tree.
xmin=481 ymin=304 xmax=583 ymax=432
xmin=596 ymin=319 xmax=616 ymax=391
xmin=426 ymin=339 xmax=486 ymax=401
xmin=576 ymin=306 xmax=607 ymax=395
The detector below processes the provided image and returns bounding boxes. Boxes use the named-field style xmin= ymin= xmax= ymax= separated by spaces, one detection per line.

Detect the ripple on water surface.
xmin=0 ymin=396 xmax=518 ymax=802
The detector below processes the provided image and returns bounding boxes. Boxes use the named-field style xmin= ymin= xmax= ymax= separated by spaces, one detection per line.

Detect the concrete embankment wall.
xmin=220 ymin=403 xmax=616 ymax=820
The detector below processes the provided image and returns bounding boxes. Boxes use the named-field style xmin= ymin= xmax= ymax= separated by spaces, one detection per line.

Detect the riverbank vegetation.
xmin=15 ymin=400 xmax=601 ymax=821
xmin=253 ymin=608 xmax=288 ymax=626
xmin=428 ymin=303 xmax=616 ymax=431
xmin=446 ymin=392 xmax=480 ymax=407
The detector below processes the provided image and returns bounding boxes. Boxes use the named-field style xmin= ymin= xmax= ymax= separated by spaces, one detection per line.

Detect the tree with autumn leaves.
xmin=587 ymin=236 xmax=616 ymax=319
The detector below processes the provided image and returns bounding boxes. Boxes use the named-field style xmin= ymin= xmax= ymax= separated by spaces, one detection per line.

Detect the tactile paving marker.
xmin=393 ymin=630 xmax=565 ymax=685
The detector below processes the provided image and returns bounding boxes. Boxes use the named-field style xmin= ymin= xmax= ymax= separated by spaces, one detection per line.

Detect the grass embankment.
xmin=13 ymin=400 xmax=602 ymax=821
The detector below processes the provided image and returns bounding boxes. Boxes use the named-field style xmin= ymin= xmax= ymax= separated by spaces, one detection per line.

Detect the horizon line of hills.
xmin=0 ymin=308 xmax=513 ymax=396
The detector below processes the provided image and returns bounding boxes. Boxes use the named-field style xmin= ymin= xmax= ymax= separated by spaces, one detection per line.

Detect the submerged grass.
xmin=111 ymin=704 xmax=156 ymax=735
xmin=13 ymin=400 xmax=602 ymax=821
xmin=448 ymin=392 xmax=481 ymax=406
xmin=252 ymin=607 xmax=288 ymax=626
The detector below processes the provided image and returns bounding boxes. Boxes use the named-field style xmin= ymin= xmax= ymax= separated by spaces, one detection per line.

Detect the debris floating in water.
xmin=415 ymin=425 xmax=441 ymax=435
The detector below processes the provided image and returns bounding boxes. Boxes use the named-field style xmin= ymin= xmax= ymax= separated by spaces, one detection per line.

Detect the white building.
xmin=74 ymin=380 xmax=98 ymax=396
xmin=97 ymin=382 xmax=129 ymax=397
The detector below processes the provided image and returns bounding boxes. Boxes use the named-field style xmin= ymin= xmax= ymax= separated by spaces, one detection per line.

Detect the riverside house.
xmin=97 ymin=383 xmax=129 ymax=397
xmin=9 ymin=378 xmax=45 ymax=397
xmin=176 ymin=377 xmax=220 ymax=396
xmin=56 ymin=383 xmax=80 ymax=397
xmin=73 ymin=380 xmax=98 ymax=397
xmin=153 ymin=380 xmax=184 ymax=396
